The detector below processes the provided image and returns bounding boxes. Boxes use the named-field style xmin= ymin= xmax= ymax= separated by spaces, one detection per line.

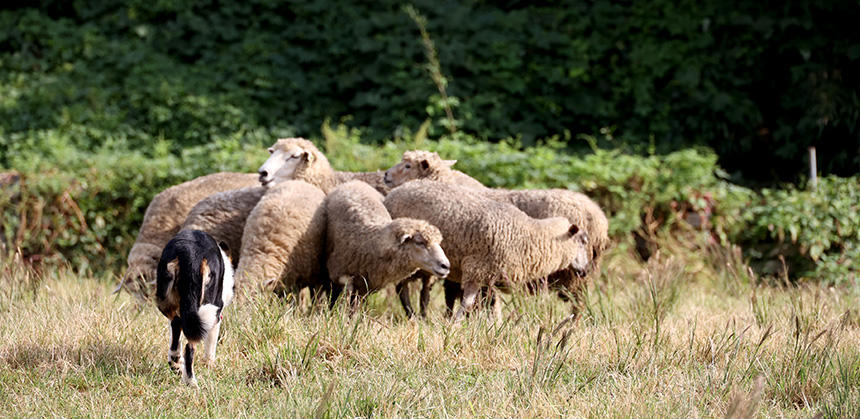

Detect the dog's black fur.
xmin=155 ymin=229 xmax=234 ymax=386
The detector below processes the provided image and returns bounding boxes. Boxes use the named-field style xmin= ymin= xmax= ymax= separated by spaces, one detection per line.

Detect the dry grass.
xmin=1 ymin=239 xmax=858 ymax=417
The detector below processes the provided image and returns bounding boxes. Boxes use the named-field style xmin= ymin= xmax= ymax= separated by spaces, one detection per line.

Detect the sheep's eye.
xmin=404 ymin=163 xmax=411 ymax=169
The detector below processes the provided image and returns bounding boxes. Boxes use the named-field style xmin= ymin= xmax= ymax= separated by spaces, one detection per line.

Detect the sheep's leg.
xmin=334 ymin=275 xmax=360 ymax=314
xmin=484 ymin=287 xmax=502 ymax=322
xmin=419 ymin=274 xmax=433 ymax=318
xmin=443 ymin=280 xmax=461 ymax=318
xmin=181 ymin=341 xmax=198 ymax=387
xmin=202 ymin=320 xmax=220 ymax=364
xmin=452 ymin=282 xmax=480 ymax=322
xmin=396 ymin=281 xmax=415 ymax=318
xmin=328 ymin=281 xmax=343 ymax=309
xmin=167 ymin=317 xmax=182 ymax=370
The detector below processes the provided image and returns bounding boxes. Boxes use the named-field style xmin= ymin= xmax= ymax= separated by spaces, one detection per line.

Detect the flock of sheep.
xmin=121 ymin=138 xmax=609 ymax=320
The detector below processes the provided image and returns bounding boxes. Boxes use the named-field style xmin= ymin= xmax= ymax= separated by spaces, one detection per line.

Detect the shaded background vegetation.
xmin=0 ymin=1 xmax=858 ymax=283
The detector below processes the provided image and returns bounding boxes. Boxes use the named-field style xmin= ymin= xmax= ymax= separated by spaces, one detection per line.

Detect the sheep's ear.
xmin=303 ymin=151 xmax=315 ymax=163
xmin=442 ymin=159 xmax=457 ymax=167
xmin=267 ymin=147 xmax=275 ymax=154
xmin=568 ymin=224 xmax=580 ymax=236
xmin=398 ymin=233 xmax=412 ymax=244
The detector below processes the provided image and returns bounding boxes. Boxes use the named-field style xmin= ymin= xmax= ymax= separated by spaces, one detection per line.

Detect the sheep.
xmin=325 ymin=181 xmax=450 ymax=308
xmin=257 ymin=138 xmax=339 ymax=194
xmin=233 ymin=180 xmax=328 ymax=296
xmin=178 ymin=138 xmax=353 ymax=271
xmin=383 ymin=150 xmax=485 ymax=189
xmin=120 ymin=172 xmax=259 ymax=299
xmin=384 ymin=179 xmax=590 ymax=321
xmin=335 ymin=170 xmax=390 ymax=195
xmin=383 ymin=150 xmax=610 ymax=315
xmin=179 ymin=186 xmax=267 ymax=263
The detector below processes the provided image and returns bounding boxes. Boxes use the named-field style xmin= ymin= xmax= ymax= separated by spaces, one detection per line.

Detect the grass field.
xmin=1 ymin=239 xmax=858 ymax=417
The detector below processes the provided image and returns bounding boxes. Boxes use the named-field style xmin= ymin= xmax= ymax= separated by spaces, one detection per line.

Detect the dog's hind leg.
xmin=181 ymin=342 xmax=198 ymax=387
xmin=202 ymin=320 xmax=220 ymax=364
xmin=167 ymin=317 xmax=183 ymax=370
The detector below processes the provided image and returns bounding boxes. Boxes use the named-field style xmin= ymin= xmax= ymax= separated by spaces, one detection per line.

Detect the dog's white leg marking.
xmin=203 ymin=320 xmax=220 ymax=364
xmin=220 ymin=248 xmax=235 ymax=306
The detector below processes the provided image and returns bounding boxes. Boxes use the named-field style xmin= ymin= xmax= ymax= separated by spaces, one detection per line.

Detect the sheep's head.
xmin=389 ymin=218 xmax=450 ymax=278
xmin=120 ymin=242 xmax=162 ymax=299
xmin=542 ymin=217 xmax=591 ymax=275
xmin=258 ymin=138 xmax=323 ymax=187
xmin=383 ymin=150 xmax=457 ymax=187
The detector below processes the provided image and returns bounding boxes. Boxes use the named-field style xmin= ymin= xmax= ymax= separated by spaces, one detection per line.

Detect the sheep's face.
xmin=258 ymin=139 xmax=316 ymax=187
xmin=393 ymin=220 xmax=450 ymax=278
xmin=564 ymin=224 xmax=590 ymax=274
xmin=383 ymin=150 xmax=456 ymax=187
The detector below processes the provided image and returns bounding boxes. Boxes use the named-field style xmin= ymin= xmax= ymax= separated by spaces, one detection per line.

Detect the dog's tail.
xmin=178 ymin=257 xmax=219 ymax=342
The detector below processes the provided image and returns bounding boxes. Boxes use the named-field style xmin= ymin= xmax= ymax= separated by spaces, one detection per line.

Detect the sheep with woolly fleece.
xmin=384 ymin=150 xmax=610 ymax=314
xmin=179 ymin=186 xmax=267 ymax=263
xmin=257 ymin=137 xmax=341 ymax=193
xmin=383 ymin=150 xmax=485 ymax=190
xmin=120 ymin=172 xmax=259 ymax=299
xmin=325 ymin=181 xmax=450 ymax=307
xmin=177 ymin=138 xmax=350 ymax=271
xmin=335 ymin=170 xmax=390 ymax=195
xmin=261 ymin=137 xmax=392 ymax=195
xmin=234 ymin=180 xmax=328 ymax=295
xmin=384 ymin=180 xmax=590 ymax=321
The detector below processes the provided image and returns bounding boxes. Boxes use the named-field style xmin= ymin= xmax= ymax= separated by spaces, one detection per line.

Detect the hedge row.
xmin=2 ymin=128 xmax=857 ymax=284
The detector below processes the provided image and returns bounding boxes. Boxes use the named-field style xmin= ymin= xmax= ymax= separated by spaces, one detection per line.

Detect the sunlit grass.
xmin=1 ymin=240 xmax=858 ymax=417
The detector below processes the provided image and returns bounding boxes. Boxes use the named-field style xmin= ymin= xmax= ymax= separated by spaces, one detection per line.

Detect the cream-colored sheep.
xmin=325 ymin=181 xmax=450 ymax=305
xmin=384 ymin=180 xmax=590 ymax=320
xmin=258 ymin=138 xmax=339 ymax=194
xmin=234 ymin=181 xmax=328 ymax=296
xmin=384 ymin=150 xmax=610 ymax=314
xmin=179 ymin=138 xmax=350 ymax=271
xmin=180 ymin=186 xmax=266 ymax=263
xmin=335 ymin=170 xmax=390 ymax=195
xmin=383 ymin=150 xmax=485 ymax=189
xmin=120 ymin=172 xmax=259 ymax=298
xmin=259 ymin=138 xmax=393 ymax=196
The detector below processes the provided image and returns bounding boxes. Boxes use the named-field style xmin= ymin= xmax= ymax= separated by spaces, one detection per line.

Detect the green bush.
xmin=0 ymin=138 xmax=267 ymax=272
xmin=1 ymin=1 xmax=858 ymax=181
xmin=742 ymin=177 xmax=860 ymax=283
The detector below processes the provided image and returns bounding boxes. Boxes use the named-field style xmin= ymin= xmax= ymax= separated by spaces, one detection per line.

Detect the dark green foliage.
xmin=1 ymin=1 xmax=858 ymax=180
xmin=0 ymin=138 xmax=265 ymax=272
xmin=741 ymin=177 xmax=860 ymax=283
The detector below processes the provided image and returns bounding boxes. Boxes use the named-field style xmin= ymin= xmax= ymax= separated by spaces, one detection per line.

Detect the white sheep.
xmin=325 ymin=181 xmax=450 ymax=307
xmin=260 ymin=137 xmax=392 ymax=195
xmin=234 ymin=180 xmax=328 ymax=296
xmin=384 ymin=150 xmax=610 ymax=315
xmin=120 ymin=172 xmax=259 ymax=299
xmin=335 ymin=170 xmax=390 ymax=195
xmin=383 ymin=150 xmax=485 ymax=189
xmin=179 ymin=186 xmax=266 ymax=263
xmin=177 ymin=138 xmax=347 ymax=271
xmin=384 ymin=179 xmax=590 ymax=321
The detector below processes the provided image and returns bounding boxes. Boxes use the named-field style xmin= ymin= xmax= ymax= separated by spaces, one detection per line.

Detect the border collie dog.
xmin=155 ymin=229 xmax=235 ymax=387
